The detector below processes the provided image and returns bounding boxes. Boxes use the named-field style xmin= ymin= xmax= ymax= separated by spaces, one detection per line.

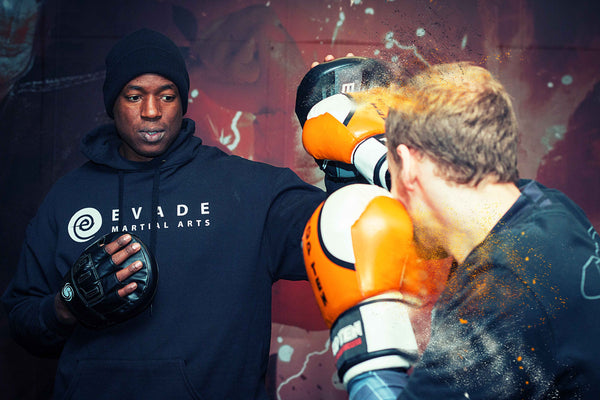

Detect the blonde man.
xmin=343 ymin=63 xmax=600 ymax=399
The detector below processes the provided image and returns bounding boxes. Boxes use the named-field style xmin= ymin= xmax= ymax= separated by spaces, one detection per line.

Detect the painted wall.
xmin=1 ymin=0 xmax=598 ymax=399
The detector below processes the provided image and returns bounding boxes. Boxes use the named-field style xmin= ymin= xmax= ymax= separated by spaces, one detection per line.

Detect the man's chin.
xmin=415 ymin=242 xmax=449 ymax=260
xmin=414 ymin=232 xmax=448 ymax=260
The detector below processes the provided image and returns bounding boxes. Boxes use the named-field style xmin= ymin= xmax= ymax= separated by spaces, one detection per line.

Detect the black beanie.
xmin=103 ymin=28 xmax=190 ymax=118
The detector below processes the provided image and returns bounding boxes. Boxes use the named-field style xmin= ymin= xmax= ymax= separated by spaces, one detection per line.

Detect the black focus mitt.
xmin=59 ymin=232 xmax=158 ymax=329
xmin=295 ymin=57 xmax=394 ymax=193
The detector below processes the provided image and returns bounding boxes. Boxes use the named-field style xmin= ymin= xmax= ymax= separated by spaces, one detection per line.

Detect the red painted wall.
xmin=1 ymin=1 xmax=598 ymax=398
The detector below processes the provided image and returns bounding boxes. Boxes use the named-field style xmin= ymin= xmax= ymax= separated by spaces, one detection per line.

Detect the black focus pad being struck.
xmin=295 ymin=57 xmax=394 ymax=192
xmin=60 ymin=232 xmax=158 ymax=329
xmin=294 ymin=56 xmax=394 ymax=128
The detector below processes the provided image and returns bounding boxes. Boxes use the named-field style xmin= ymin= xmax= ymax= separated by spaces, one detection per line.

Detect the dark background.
xmin=1 ymin=0 xmax=599 ymax=398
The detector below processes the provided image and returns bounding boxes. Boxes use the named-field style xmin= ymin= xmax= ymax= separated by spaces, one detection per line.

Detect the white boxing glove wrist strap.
xmin=352 ymin=136 xmax=390 ymax=190
xmin=330 ymin=294 xmax=419 ymax=386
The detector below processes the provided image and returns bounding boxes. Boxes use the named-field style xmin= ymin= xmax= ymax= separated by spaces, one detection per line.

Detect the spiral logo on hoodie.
xmin=68 ymin=207 xmax=103 ymax=243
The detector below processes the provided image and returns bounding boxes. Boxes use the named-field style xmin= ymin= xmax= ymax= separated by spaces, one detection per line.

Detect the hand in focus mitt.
xmin=59 ymin=232 xmax=158 ymax=329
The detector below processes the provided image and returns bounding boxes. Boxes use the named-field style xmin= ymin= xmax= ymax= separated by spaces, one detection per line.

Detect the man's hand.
xmin=58 ymin=232 xmax=158 ymax=329
xmin=54 ymin=234 xmax=143 ymax=325
xmin=311 ymin=53 xmax=354 ymax=68
xmin=103 ymin=234 xmax=143 ymax=297
xmin=302 ymin=184 xmax=423 ymax=385
xmin=296 ymin=54 xmax=395 ymax=191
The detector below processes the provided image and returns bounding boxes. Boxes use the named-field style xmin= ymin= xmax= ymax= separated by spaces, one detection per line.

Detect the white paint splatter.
xmin=331 ymin=12 xmax=346 ymax=45
xmin=416 ymin=27 xmax=426 ymax=37
xmin=541 ymin=124 xmax=566 ymax=151
xmin=278 ymin=344 xmax=294 ymax=362
xmin=461 ymin=34 xmax=468 ymax=50
xmin=276 ymin=339 xmax=331 ymax=400
xmin=561 ymin=75 xmax=573 ymax=85
xmin=227 ymin=111 xmax=242 ymax=151
xmin=384 ymin=31 xmax=430 ymax=67
xmin=207 ymin=111 xmax=243 ymax=152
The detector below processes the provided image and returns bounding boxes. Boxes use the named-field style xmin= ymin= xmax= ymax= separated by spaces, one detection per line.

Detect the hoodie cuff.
xmin=40 ymin=294 xmax=75 ymax=338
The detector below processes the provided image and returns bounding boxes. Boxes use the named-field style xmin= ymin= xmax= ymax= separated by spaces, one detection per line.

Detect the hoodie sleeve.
xmin=1 ymin=196 xmax=74 ymax=358
xmin=262 ymin=168 xmax=326 ymax=281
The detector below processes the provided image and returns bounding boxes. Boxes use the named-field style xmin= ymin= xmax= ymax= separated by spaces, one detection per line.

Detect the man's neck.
xmin=438 ymin=179 xmax=521 ymax=264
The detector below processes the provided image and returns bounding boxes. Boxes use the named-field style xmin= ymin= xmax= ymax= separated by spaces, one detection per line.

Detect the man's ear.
xmin=395 ymin=144 xmax=417 ymax=191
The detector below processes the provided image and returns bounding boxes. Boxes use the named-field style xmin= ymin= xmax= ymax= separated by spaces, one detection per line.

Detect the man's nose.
xmin=141 ymin=96 xmax=161 ymax=119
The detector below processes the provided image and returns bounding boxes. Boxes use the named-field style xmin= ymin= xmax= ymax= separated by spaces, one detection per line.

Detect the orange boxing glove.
xmin=351 ymin=190 xmax=439 ymax=304
xmin=302 ymin=90 xmax=394 ymax=190
xmin=302 ymin=184 xmax=427 ymax=384
xmin=303 ymin=183 xmax=428 ymax=327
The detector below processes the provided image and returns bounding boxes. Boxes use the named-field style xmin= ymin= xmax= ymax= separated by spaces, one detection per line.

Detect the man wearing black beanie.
xmin=2 ymin=28 xmax=326 ymax=400
xmin=103 ymin=28 xmax=190 ymax=118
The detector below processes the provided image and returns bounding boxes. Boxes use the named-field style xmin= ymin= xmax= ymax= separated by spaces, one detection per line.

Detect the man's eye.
xmin=127 ymin=95 xmax=141 ymax=102
xmin=162 ymin=95 xmax=176 ymax=102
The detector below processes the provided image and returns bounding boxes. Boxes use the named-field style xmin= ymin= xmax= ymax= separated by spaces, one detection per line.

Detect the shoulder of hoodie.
xmin=49 ymin=139 xmax=306 ymax=193
xmin=190 ymin=141 xmax=305 ymax=180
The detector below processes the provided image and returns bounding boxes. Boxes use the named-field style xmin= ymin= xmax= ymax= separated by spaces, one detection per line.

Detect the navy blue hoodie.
xmin=2 ymin=118 xmax=326 ymax=399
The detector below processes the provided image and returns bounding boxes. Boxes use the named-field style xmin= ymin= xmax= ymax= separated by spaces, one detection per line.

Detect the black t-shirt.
xmin=398 ymin=180 xmax=600 ymax=399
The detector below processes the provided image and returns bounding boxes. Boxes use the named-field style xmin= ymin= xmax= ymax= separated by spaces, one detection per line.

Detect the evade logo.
xmin=68 ymin=207 xmax=102 ymax=243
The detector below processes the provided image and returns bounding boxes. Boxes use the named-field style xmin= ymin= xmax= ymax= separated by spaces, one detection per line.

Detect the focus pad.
xmin=295 ymin=56 xmax=394 ymax=127
xmin=60 ymin=232 xmax=158 ymax=329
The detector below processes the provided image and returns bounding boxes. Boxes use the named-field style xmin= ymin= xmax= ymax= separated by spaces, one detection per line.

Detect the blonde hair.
xmin=386 ymin=62 xmax=519 ymax=186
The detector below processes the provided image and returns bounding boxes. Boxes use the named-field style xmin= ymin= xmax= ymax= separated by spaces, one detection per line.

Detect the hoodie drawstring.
xmin=116 ymin=168 xmax=160 ymax=248
xmin=118 ymin=170 xmax=125 ymax=232
xmin=148 ymin=167 xmax=160 ymax=318
xmin=117 ymin=167 xmax=160 ymax=319
xmin=150 ymin=167 xmax=160 ymax=252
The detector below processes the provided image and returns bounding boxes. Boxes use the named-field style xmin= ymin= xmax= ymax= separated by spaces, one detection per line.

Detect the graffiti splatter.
xmin=384 ymin=31 xmax=431 ymax=67
xmin=207 ymin=111 xmax=243 ymax=152
xmin=331 ymin=12 xmax=345 ymax=45
xmin=276 ymin=338 xmax=331 ymax=400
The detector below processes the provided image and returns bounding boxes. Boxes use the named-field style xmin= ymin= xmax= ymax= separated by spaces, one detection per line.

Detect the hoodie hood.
xmin=79 ymin=117 xmax=201 ymax=253
xmin=80 ymin=118 xmax=200 ymax=170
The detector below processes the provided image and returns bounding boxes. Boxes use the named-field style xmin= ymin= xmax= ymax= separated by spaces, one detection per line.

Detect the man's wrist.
xmin=54 ymin=293 xmax=77 ymax=325
xmin=331 ymin=293 xmax=419 ymax=386
xmin=348 ymin=369 xmax=409 ymax=400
